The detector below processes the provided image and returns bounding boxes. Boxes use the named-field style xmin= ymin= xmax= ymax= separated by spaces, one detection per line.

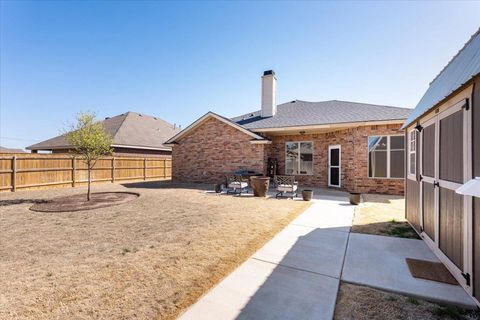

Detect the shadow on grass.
xmin=352 ymin=221 xmax=420 ymax=239
xmin=0 ymin=199 xmax=50 ymax=207
xmin=121 ymin=180 xmax=212 ymax=191
xmin=361 ymin=193 xmax=404 ymax=204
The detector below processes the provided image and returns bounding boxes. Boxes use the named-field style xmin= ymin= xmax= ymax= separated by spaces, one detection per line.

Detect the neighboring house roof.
xmin=403 ymin=28 xmax=480 ymax=128
xmin=0 ymin=146 xmax=25 ymax=153
xmin=232 ymin=100 xmax=411 ymax=130
xmin=27 ymin=112 xmax=181 ymax=151
xmin=165 ymin=112 xmax=271 ymax=145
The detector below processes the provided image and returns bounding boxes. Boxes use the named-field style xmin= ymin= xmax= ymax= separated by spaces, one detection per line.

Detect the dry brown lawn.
xmin=351 ymin=194 xmax=419 ymax=239
xmin=334 ymin=282 xmax=479 ymax=320
xmin=0 ymin=182 xmax=310 ymax=320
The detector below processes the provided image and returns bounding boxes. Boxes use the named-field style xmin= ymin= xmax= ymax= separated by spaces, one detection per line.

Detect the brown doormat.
xmin=406 ymin=258 xmax=458 ymax=285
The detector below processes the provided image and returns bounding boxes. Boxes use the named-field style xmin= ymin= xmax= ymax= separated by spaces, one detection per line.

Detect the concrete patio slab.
xmin=253 ymin=225 xmax=349 ymax=278
xmin=291 ymin=200 xmax=354 ymax=232
xmin=180 ymin=258 xmax=340 ymax=320
xmin=342 ymin=233 xmax=477 ymax=308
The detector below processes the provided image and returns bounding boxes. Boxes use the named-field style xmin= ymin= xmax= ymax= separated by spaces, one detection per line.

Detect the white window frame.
xmin=285 ymin=141 xmax=314 ymax=176
xmin=367 ymin=135 xmax=405 ymax=179
xmin=408 ymin=129 xmax=417 ymax=180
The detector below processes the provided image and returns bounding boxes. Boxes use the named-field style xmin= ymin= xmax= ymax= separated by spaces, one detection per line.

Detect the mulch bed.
xmin=30 ymin=192 xmax=139 ymax=212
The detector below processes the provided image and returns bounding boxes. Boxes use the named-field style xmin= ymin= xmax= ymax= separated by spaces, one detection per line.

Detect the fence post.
xmin=144 ymin=158 xmax=147 ymax=180
xmin=72 ymin=157 xmax=76 ymax=187
xmin=12 ymin=156 xmax=16 ymax=192
xmin=164 ymin=159 xmax=167 ymax=179
xmin=111 ymin=157 xmax=115 ymax=183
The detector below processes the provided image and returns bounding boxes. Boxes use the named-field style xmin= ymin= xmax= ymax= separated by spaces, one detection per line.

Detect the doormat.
xmin=406 ymin=258 xmax=458 ymax=285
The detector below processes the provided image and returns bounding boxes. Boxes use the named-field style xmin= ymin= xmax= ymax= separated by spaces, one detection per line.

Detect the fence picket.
xmin=0 ymin=154 xmax=171 ymax=192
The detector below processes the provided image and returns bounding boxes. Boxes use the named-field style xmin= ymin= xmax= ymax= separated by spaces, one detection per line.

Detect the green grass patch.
xmin=407 ymin=297 xmax=419 ymax=305
xmin=434 ymin=305 xmax=467 ymax=319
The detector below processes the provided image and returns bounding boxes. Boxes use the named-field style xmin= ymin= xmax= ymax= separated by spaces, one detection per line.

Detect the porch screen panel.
xmin=299 ymin=142 xmax=313 ymax=175
xmin=439 ymin=187 xmax=464 ymax=269
xmin=390 ymin=136 xmax=405 ymax=178
xmin=439 ymin=111 xmax=463 ymax=183
xmin=368 ymin=136 xmax=387 ymax=178
xmin=285 ymin=142 xmax=298 ymax=175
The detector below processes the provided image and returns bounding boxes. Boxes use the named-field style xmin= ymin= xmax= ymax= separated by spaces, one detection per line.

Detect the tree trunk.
xmin=87 ymin=164 xmax=91 ymax=201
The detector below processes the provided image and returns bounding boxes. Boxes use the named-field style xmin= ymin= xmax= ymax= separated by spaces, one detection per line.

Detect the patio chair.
xmin=226 ymin=174 xmax=249 ymax=195
xmin=274 ymin=175 xmax=298 ymax=199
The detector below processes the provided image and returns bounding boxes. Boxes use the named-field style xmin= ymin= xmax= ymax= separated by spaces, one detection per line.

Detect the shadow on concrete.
xmin=234 ymin=228 xmax=341 ymax=320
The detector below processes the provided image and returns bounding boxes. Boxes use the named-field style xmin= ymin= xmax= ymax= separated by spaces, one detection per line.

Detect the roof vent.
xmin=105 ymin=117 xmax=110 ymax=120
xmin=291 ymin=100 xmax=296 ymax=103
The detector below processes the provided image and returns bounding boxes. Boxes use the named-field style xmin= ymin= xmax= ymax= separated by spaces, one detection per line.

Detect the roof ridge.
xmin=325 ymin=99 xmax=411 ymax=110
xmin=429 ymin=27 xmax=480 ymax=85
xmin=110 ymin=112 xmax=130 ymax=139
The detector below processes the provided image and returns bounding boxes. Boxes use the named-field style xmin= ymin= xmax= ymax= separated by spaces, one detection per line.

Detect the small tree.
xmin=65 ymin=112 xmax=113 ymax=201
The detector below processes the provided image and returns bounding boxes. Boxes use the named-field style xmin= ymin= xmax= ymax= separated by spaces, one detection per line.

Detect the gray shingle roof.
xmin=27 ymin=112 xmax=181 ymax=151
xmin=403 ymin=28 xmax=480 ymax=128
xmin=232 ymin=100 xmax=411 ymax=130
xmin=0 ymin=146 xmax=25 ymax=153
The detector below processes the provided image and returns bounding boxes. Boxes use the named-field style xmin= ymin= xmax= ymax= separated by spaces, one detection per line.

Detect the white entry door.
xmin=328 ymin=145 xmax=341 ymax=187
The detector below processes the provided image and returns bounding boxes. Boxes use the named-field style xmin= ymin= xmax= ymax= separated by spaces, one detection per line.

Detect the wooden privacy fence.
xmin=0 ymin=154 xmax=172 ymax=192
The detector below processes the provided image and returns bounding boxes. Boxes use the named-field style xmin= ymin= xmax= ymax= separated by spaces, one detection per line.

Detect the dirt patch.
xmin=334 ymin=282 xmax=479 ymax=320
xmin=351 ymin=194 xmax=419 ymax=239
xmin=0 ymin=183 xmax=310 ymax=320
xmin=30 ymin=192 xmax=139 ymax=212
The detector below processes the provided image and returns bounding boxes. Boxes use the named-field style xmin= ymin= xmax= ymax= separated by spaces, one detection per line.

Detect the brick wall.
xmin=268 ymin=124 xmax=405 ymax=195
xmin=172 ymin=117 xmax=404 ymax=195
xmin=172 ymin=117 xmax=267 ymax=183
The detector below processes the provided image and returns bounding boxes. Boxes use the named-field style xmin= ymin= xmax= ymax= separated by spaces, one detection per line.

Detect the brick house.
xmin=27 ymin=112 xmax=181 ymax=157
xmin=166 ymin=71 xmax=411 ymax=195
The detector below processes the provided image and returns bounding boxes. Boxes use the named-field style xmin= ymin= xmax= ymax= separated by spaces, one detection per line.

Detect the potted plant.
xmin=214 ymin=183 xmax=223 ymax=193
xmin=302 ymin=189 xmax=313 ymax=201
xmin=250 ymin=176 xmax=270 ymax=197
xmin=349 ymin=191 xmax=361 ymax=205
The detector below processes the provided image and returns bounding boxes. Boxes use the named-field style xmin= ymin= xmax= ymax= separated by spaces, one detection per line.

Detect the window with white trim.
xmin=285 ymin=141 xmax=313 ymax=175
xmin=408 ymin=130 xmax=416 ymax=176
xmin=368 ymin=135 xmax=405 ymax=178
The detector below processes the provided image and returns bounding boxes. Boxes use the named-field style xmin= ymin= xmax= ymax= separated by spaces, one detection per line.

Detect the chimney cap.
xmin=263 ymin=70 xmax=275 ymax=76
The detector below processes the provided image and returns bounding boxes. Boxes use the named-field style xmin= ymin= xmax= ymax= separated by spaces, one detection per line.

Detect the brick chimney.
xmin=261 ymin=70 xmax=277 ymax=117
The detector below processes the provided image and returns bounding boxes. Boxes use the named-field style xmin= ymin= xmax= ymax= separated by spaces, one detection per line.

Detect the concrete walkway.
xmin=180 ymin=190 xmax=476 ymax=319
xmin=342 ymin=233 xmax=477 ymax=308
xmin=180 ymin=193 xmax=354 ymax=320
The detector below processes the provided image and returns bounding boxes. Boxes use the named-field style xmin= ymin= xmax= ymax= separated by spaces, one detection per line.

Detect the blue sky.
xmin=1 ymin=1 xmax=479 ymax=149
